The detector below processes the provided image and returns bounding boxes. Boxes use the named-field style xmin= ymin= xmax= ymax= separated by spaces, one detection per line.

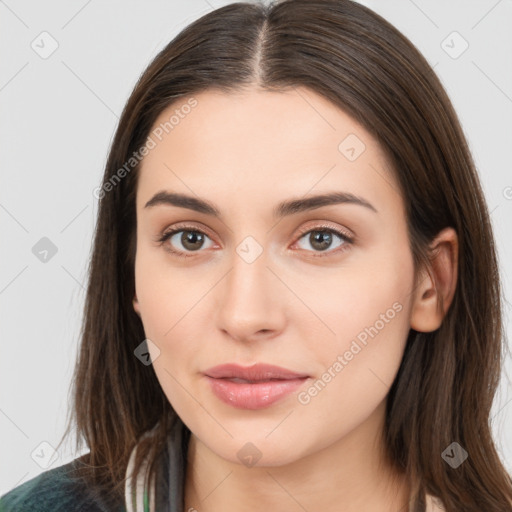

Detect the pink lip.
xmin=203 ymin=363 xmax=310 ymax=410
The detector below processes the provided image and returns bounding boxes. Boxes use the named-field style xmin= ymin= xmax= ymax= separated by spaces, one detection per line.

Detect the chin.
xmin=197 ymin=430 xmax=311 ymax=469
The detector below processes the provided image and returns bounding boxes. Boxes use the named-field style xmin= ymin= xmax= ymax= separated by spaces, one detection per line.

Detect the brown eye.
xmin=178 ymin=231 xmax=206 ymax=251
xmin=294 ymin=227 xmax=353 ymax=255
xmin=157 ymin=223 xmax=353 ymax=259
xmin=304 ymin=230 xmax=335 ymax=251
xmin=158 ymin=227 xmax=214 ymax=257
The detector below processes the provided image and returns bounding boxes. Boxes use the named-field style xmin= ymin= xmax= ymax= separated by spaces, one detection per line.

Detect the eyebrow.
xmin=144 ymin=190 xmax=378 ymax=218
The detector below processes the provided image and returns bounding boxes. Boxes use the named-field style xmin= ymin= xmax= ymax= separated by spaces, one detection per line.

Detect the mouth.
xmin=204 ymin=362 xmax=310 ymax=381
xmin=203 ymin=363 xmax=310 ymax=410
xmin=223 ymin=377 xmax=292 ymax=383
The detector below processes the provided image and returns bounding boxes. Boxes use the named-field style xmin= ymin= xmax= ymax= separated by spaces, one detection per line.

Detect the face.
xmin=132 ymin=87 xmax=417 ymax=467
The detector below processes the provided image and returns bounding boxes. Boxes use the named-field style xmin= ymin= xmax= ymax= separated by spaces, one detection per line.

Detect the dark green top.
xmin=0 ymin=416 xmax=190 ymax=512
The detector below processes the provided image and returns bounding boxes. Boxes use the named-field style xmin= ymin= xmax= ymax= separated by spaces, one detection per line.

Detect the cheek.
xmin=290 ymin=241 xmax=413 ymax=351
xmin=134 ymin=257 xmax=205 ymax=414
xmin=134 ymin=243 xmax=206 ymax=337
xmin=295 ymin=247 xmax=414 ymax=417
xmin=133 ymin=248 xmax=217 ymax=410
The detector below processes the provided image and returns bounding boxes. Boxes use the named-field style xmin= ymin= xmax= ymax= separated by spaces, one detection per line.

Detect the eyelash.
xmin=156 ymin=223 xmax=354 ymax=259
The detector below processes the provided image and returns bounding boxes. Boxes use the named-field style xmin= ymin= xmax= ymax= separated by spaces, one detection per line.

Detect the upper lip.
xmin=204 ymin=363 xmax=309 ymax=381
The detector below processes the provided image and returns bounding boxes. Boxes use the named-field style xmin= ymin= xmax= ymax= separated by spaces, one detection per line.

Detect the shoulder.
xmin=0 ymin=456 xmax=126 ymax=512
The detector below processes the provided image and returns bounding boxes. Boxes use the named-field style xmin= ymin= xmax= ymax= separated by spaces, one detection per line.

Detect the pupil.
xmin=183 ymin=231 xmax=203 ymax=250
xmin=312 ymin=231 xmax=331 ymax=251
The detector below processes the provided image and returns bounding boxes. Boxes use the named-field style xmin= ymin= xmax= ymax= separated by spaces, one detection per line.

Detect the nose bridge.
xmin=231 ymin=236 xmax=268 ymax=296
xmin=216 ymin=235 xmax=282 ymax=340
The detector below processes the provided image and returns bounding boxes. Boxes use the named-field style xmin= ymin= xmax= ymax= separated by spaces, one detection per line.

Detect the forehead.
xmin=136 ymin=87 xmax=401 ymax=217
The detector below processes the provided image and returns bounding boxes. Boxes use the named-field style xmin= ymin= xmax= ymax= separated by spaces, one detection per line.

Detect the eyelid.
xmin=156 ymin=221 xmax=215 ymax=244
xmin=294 ymin=220 xmax=355 ymax=242
xmin=155 ymin=222 xmax=217 ymax=256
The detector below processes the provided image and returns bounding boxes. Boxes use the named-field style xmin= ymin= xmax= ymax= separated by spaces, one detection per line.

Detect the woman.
xmin=1 ymin=0 xmax=511 ymax=511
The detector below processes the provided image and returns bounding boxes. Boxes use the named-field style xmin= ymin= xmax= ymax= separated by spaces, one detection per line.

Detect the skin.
xmin=132 ymin=87 xmax=458 ymax=511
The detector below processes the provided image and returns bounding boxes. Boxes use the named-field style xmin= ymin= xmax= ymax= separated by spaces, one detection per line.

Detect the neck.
xmin=183 ymin=400 xmax=411 ymax=512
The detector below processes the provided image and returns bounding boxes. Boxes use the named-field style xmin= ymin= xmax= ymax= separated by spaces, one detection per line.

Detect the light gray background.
xmin=1 ymin=0 xmax=511 ymax=495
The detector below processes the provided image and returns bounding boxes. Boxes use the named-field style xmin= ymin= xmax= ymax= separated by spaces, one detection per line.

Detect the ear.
xmin=133 ymin=293 xmax=141 ymax=317
xmin=410 ymin=227 xmax=458 ymax=332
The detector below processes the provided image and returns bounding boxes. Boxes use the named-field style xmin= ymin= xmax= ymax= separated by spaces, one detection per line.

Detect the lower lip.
xmin=205 ymin=376 xmax=309 ymax=410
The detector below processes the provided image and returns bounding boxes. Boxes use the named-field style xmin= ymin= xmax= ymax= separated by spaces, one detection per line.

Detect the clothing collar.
xmin=125 ymin=415 xmax=190 ymax=512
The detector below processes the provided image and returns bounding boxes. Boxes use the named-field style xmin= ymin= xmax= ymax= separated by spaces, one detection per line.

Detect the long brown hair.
xmin=58 ymin=1 xmax=512 ymax=510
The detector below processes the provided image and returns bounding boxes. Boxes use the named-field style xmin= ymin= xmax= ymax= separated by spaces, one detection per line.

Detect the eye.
xmin=157 ymin=223 xmax=354 ymax=258
xmin=292 ymin=224 xmax=353 ymax=257
xmin=157 ymin=225 xmax=215 ymax=258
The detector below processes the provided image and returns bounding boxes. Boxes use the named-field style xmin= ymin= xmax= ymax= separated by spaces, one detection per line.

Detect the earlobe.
xmin=410 ymin=227 xmax=458 ymax=332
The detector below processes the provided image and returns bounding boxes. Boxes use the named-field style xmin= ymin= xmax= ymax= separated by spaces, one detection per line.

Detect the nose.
xmin=215 ymin=246 xmax=285 ymax=344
